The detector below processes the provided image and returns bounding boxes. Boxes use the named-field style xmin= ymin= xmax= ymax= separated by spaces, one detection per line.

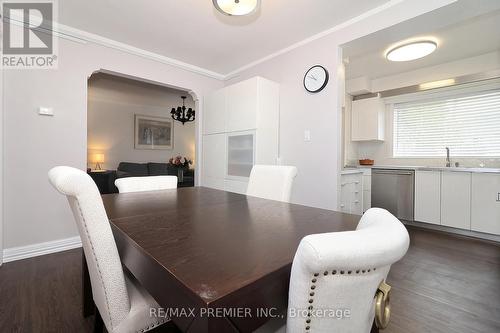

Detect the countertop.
xmin=344 ymin=165 xmax=500 ymax=174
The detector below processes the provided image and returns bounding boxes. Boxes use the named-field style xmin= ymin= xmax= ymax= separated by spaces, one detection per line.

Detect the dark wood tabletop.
xmin=100 ymin=187 xmax=360 ymax=332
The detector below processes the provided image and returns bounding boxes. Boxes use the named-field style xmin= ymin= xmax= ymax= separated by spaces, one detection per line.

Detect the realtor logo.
xmin=2 ymin=1 xmax=58 ymax=68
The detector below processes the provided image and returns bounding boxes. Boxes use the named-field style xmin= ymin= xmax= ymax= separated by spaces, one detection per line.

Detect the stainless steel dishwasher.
xmin=371 ymin=168 xmax=415 ymax=221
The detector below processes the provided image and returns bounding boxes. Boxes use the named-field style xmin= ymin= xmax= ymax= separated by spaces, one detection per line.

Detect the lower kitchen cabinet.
xmin=415 ymin=170 xmax=441 ymax=225
xmin=340 ymin=173 xmax=363 ymax=215
xmin=441 ymin=171 xmax=471 ymax=230
xmin=471 ymin=173 xmax=500 ymax=235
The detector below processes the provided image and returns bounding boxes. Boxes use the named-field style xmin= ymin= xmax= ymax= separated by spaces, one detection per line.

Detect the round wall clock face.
xmin=303 ymin=65 xmax=329 ymax=93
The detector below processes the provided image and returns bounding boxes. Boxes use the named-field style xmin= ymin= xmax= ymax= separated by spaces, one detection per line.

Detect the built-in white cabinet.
xmin=226 ymin=131 xmax=255 ymax=179
xmin=203 ymin=89 xmax=226 ymax=135
xmin=202 ymin=134 xmax=226 ymax=190
xmin=340 ymin=173 xmax=363 ymax=215
xmin=441 ymin=171 xmax=471 ymax=230
xmin=471 ymin=173 xmax=500 ymax=235
xmin=351 ymin=96 xmax=385 ymax=141
xmin=415 ymin=170 xmax=441 ymax=225
xmin=201 ymin=77 xmax=279 ymax=194
xmin=226 ymin=79 xmax=259 ymax=132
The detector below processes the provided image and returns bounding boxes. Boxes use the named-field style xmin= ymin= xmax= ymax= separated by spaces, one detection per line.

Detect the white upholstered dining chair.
xmin=256 ymin=208 xmax=410 ymax=333
xmin=48 ymin=166 xmax=169 ymax=333
xmin=115 ymin=175 xmax=177 ymax=193
xmin=246 ymin=165 xmax=298 ymax=202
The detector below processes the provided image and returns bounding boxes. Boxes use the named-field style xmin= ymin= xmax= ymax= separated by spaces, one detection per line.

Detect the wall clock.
xmin=303 ymin=65 xmax=329 ymax=93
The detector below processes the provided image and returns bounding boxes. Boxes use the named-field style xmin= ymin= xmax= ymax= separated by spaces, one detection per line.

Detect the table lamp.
xmin=93 ymin=153 xmax=105 ymax=170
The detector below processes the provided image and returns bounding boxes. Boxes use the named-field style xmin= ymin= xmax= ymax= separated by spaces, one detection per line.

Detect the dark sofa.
xmin=117 ymin=162 xmax=194 ymax=186
xmin=90 ymin=162 xmax=194 ymax=194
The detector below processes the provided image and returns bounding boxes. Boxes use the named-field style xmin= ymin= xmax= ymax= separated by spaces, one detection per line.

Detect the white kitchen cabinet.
xmin=340 ymin=173 xmax=363 ymax=215
xmin=471 ymin=173 xmax=500 ymax=235
xmin=203 ymin=89 xmax=226 ymax=135
xmin=351 ymin=96 xmax=385 ymax=141
xmin=202 ymin=77 xmax=279 ymax=193
xmin=415 ymin=170 xmax=441 ymax=225
xmin=201 ymin=134 xmax=226 ymax=190
xmin=441 ymin=171 xmax=471 ymax=230
xmin=361 ymin=168 xmax=371 ymax=213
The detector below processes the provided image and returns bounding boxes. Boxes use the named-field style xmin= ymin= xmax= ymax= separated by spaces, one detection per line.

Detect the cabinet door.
xmin=226 ymin=78 xmax=258 ymax=132
xmin=471 ymin=173 xmax=500 ymax=235
xmin=226 ymin=131 xmax=255 ymax=180
xmin=203 ymin=89 xmax=226 ymax=134
xmin=202 ymin=134 xmax=226 ymax=189
xmin=224 ymin=179 xmax=248 ymax=195
xmin=415 ymin=170 xmax=441 ymax=225
xmin=441 ymin=172 xmax=471 ymax=230
xmin=351 ymin=97 xmax=384 ymax=141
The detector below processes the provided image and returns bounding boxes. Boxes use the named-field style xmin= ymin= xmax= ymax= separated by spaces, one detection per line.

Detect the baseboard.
xmin=2 ymin=236 xmax=82 ymax=263
xmin=403 ymin=221 xmax=500 ymax=243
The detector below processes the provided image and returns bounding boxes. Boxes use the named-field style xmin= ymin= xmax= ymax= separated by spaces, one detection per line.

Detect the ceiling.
xmin=58 ymin=0 xmax=389 ymax=75
xmin=343 ymin=1 xmax=500 ymax=80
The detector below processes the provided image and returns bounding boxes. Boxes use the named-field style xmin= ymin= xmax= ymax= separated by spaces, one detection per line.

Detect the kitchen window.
xmin=393 ymin=88 xmax=500 ymax=157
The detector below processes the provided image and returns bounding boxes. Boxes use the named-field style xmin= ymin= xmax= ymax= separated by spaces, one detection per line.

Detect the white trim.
xmin=224 ymin=0 xmax=406 ymax=79
xmin=2 ymin=236 xmax=82 ymax=263
xmin=1 ymin=0 xmax=456 ymax=81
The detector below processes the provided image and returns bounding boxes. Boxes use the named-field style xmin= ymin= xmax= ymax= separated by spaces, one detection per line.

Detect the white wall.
xmin=225 ymin=0 xmax=454 ymax=210
xmin=88 ymin=75 xmax=196 ymax=170
xmin=3 ymin=36 xmax=222 ymax=250
xmin=345 ymin=51 xmax=500 ymax=168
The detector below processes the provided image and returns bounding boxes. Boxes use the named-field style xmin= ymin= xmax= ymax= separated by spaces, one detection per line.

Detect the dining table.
xmin=82 ymin=186 xmax=361 ymax=332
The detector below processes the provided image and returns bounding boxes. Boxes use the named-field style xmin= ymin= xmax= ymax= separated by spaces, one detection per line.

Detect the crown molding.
xmin=54 ymin=23 xmax=227 ymax=80
xmin=224 ymin=0 xmax=407 ymax=79
xmin=3 ymin=0 xmax=456 ymax=82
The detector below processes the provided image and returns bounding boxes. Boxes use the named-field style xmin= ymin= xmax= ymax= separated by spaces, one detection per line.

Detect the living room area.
xmin=86 ymin=72 xmax=196 ymax=194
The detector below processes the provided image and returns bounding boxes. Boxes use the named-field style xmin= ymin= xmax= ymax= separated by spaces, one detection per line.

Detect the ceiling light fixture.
xmin=386 ymin=41 xmax=437 ymax=62
xmin=213 ymin=0 xmax=260 ymax=16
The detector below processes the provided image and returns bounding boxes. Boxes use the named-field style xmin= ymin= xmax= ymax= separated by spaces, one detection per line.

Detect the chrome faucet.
xmin=445 ymin=147 xmax=451 ymax=167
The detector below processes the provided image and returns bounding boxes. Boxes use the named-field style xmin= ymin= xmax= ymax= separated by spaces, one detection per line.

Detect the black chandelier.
xmin=171 ymin=96 xmax=195 ymax=125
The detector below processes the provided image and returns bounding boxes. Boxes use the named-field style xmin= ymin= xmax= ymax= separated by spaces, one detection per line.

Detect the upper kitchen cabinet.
xmin=471 ymin=173 xmax=500 ymax=235
xmin=203 ymin=88 xmax=226 ymax=135
xmin=351 ymin=96 xmax=385 ymax=141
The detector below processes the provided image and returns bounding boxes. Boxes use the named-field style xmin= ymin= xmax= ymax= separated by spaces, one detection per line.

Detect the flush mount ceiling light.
xmin=386 ymin=41 xmax=437 ymax=62
xmin=213 ymin=0 xmax=260 ymax=16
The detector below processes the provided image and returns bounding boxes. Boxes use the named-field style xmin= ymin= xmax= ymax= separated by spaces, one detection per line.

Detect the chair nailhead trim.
xmin=307 ymin=267 xmax=378 ymax=331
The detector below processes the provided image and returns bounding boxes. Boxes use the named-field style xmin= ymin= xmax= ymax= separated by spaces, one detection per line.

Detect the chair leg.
xmin=82 ymin=249 xmax=95 ymax=317
xmin=94 ymin=310 xmax=104 ymax=333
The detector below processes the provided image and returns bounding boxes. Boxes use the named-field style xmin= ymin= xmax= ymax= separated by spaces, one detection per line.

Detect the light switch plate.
xmin=38 ymin=107 xmax=54 ymax=116
xmin=304 ymin=130 xmax=311 ymax=142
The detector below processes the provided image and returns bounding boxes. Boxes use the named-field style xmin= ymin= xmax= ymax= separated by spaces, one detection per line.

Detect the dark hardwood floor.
xmin=0 ymin=227 xmax=499 ymax=333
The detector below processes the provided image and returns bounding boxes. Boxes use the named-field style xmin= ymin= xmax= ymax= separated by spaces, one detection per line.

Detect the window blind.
xmin=393 ymin=89 xmax=500 ymax=157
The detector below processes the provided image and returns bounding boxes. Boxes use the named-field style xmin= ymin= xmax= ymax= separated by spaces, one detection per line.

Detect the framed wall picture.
xmin=134 ymin=114 xmax=173 ymax=150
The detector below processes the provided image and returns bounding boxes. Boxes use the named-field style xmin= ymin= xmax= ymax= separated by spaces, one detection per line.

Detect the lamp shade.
xmin=213 ymin=0 xmax=260 ymax=16
xmin=92 ymin=153 xmax=105 ymax=164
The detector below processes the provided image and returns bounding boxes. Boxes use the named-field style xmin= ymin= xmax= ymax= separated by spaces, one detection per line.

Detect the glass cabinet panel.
xmin=227 ymin=132 xmax=254 ymax=178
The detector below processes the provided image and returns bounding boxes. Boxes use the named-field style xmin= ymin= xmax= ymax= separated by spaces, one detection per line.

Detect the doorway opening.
xmin=87 ymin=71 xmax=197 ymax=193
